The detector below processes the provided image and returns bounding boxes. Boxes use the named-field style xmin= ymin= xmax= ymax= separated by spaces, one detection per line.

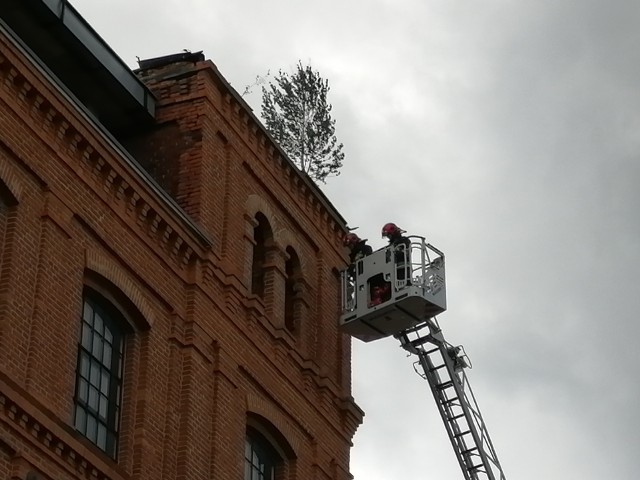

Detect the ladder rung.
xmin=468 ymin=463 xmax=484 ymax=472
xmin=401 ymin=322 xmax=431 ymax=335
xmin=449 ymin=413 xmax=465 ymax=421
xmin=454 ymin=429 xmax=471 ymax=438
xmin=409 ymin=335 xmax=433 ymax=348
xmin=429 ymin=364 xmax=446 ymax=372
xmin=437 ymin=381 xmax=454 ymax=390
xmin=443 ymin=397 xmax=459 ymax=405
xmin=462 ymin=447 xmax=478 ymax=456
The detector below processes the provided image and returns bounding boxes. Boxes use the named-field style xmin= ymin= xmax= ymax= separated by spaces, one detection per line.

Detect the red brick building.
xmin=0 ymin=1 xmax=362 ymax=479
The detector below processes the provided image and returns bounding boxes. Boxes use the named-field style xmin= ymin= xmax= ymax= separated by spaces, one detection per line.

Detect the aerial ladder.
xmin=340 ymin=236 xmax=507 ymax=480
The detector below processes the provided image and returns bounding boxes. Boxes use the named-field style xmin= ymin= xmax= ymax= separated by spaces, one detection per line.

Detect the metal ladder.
xmin=396 ymin=320 xmax=507 ymax=480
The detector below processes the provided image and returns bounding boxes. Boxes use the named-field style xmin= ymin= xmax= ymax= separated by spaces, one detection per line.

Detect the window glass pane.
xmin=92 ymin=332 xmax=103 ymax=359
xmin=88 ymin=385 xmax=99 ymax=411
xmin=81 ymin=322 xmax=92 ymax=349
xmin=86 ymin=415 xmax=97 ymax=441
xmin=104 ymin=327 xmax=113 ymax=344
xmin=100 ymin=369 xmax=110 ymax=395
xmin=83 ymin=301 xmax=93 ymax=324
xmin=89 ymin=361 xmax=100 ymax=386
xmin=102 ymin=343 xmax=112 ymax=366
xmin=79 ymin=353 xmax=90 ymax=379
xmin=245 ymin=431 xmax=278 ymax=480
xmin=98 ymin=394 xmax=108 ymax=419
xmin=97 ymin=423 xmax=107 ymax=450
xmin=94 ymin=311 xmax=103 ymax=335
xmin=74 ymin=405 xmax=86 ymax=431
xmin=77 ymin=377 xmax=89 ymax=403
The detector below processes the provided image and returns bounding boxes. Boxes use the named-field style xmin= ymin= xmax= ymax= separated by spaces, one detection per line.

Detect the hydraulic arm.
xmin=339 ymin=236 xmax=507 ymax=479
xmin=397 ymin=319 xmax=506 ymax=480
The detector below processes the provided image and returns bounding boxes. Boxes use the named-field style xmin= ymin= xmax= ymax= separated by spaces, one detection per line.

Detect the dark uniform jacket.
xmin=349 ymin=240 xmax=373 ymax=263
xmin=389 ymin=235 xmax=411 ymax=280
xmin=389 ymin=235 xmax=410 ymax=260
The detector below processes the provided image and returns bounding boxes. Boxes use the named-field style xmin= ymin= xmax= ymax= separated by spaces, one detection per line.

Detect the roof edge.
xmin=200 ymin=58 xmax=349 ymax=233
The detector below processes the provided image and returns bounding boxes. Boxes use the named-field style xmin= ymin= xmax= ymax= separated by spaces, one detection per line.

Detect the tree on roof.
xmin=261 ymin=62 xmax=344 ymax=183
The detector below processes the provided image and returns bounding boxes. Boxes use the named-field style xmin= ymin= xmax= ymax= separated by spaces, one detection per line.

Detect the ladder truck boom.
xmin=340 ymin=236 xmax=507 ymax=480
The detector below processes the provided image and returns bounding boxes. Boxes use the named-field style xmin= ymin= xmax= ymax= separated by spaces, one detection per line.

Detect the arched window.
xmin=0 ymin=195 xmax=8 ymax=274
xmin=251 ymin=213 xmax=273 ymax=298
xmin=245 ymin=427 xmax=280 ymax=480
xmin=284 ymin=247 xmax=301 ymax=333
xmin=245 ymin=413 xmax=296 ymax=480
xmin=0 ymin=181 xmax=18 ymax=278
xmin=0 ymin=182 xmax=18 ymax=329
xmin=73 ymin=290 xmax=130 ymax=458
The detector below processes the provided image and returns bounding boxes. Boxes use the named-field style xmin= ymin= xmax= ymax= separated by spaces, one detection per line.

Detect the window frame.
xmin=251 ymin=213 xmax=273 ymax=298
xmin=284 ymin=246 xmax=302 ymax=333
xmin=245 ymin=427 xmax=280 ymax=480
xmin=0 ymin=180 xmax=18 ymax=285
xmin=73 ymin=292 xmax=128 ymax=458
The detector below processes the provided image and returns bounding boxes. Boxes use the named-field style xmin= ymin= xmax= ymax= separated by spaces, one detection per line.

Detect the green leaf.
xmin=260 ymin=61 xmax=344 ymax=183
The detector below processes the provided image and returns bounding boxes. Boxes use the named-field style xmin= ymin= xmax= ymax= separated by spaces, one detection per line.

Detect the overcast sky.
xmin=70 ymin=1 xmax=640 ymax=478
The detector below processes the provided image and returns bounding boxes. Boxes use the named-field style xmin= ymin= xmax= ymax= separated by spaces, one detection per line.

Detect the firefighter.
xmin=381 ymin=222 xmax=411 ymax=283
xmin=343 ymin=232 xmax=372 ymax=263
xmin=381 ymin=222 xmax=410 ymax=248
xmin=343 ymin=233 xmax=372 ymax=306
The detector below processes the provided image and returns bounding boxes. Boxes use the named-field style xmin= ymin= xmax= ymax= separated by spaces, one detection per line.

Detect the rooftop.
xmin=0 ymin=0 xmax=156 ymax=136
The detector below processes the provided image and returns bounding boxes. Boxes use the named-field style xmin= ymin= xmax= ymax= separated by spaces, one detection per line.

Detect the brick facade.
xmin=0 ymin=15 xmax=362 ymax=480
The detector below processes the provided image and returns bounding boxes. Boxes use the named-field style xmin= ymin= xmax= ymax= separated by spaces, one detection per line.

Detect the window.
xmin=251 ymin=213 xmax=273 ymax=297
xmin=245 ymin=414 xmax=296 ymax=480
xmin=245 ymin=428 xmax=280 ymax=480
xmin=0 ymin=181 xmax=18 ymax=278
xmin=73 ymin=293 xmax=127 ymax=458
xmin=0 ymin=196 xmax=8 ymax=274
xmin=284 ymin=247 xmax=301 ymax=333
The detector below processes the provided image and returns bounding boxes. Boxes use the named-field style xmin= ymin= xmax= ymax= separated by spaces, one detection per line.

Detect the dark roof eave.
xmin=0 ymin=19 xmax=214 ymax=252
xmin=0 ymin=0 xmax=156 ymax=132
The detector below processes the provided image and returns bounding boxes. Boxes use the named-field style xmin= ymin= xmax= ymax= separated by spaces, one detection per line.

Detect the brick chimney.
xmin=126 ymin=51 xmax=226 ymax=247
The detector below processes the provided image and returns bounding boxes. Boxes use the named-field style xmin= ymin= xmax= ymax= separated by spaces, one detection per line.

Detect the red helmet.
xmin=381 ymin=222 xmax=404 ymax=238
xmin=343 ymin=232 xmax=361 ymax=247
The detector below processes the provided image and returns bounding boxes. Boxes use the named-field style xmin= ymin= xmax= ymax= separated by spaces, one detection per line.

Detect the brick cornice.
xmin=193 ymin=61 xmax=349 ymax=248
xmin=0 ymin=30 xmax=213 ymax=275
xmin=0 ymin=374 xmax=128 ymax=480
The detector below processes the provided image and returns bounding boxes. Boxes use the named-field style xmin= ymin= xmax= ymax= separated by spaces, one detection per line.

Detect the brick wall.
xmin=0 ymin=21 xmax=362 ymax=480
